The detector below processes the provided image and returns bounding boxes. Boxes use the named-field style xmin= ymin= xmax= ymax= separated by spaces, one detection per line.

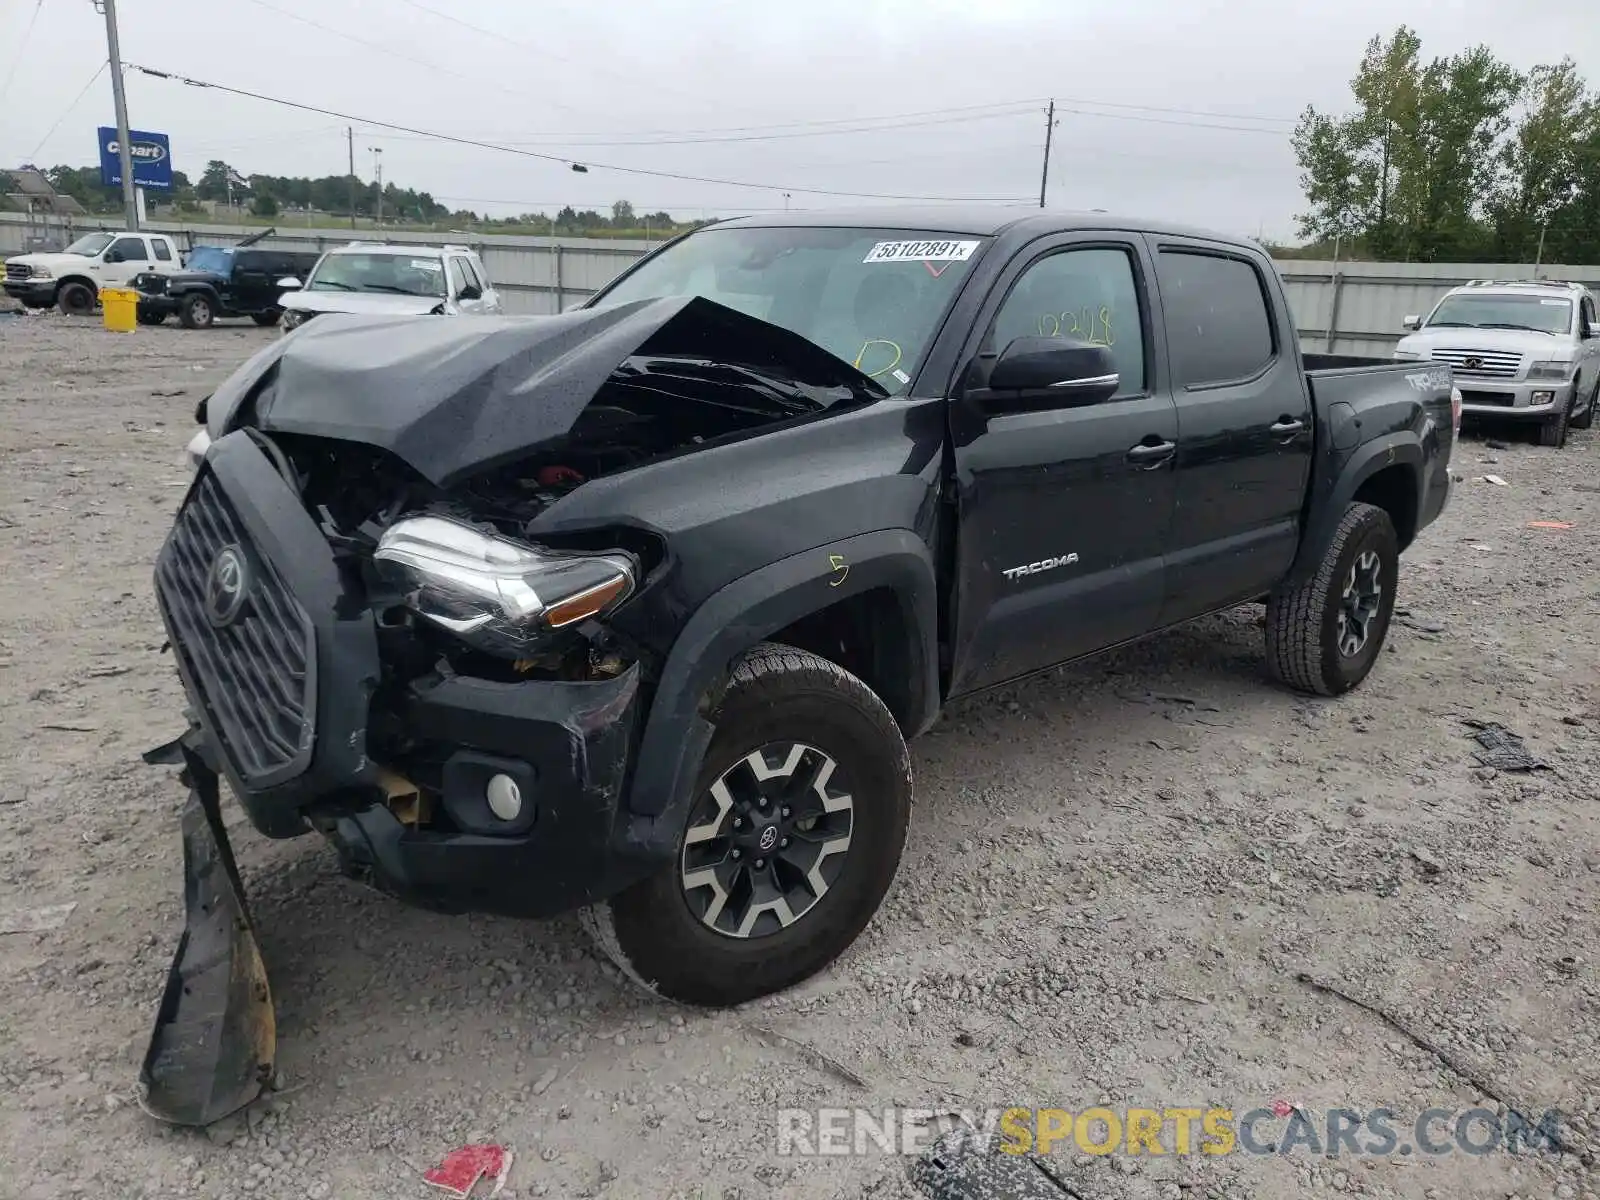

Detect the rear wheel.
xmin=1266 ymin=502 xmax=1399 ymax=696
xmin=56 ymin=281 xmax=95 ymax=316
xmin=251 ymin=310 xmax=280 ymax=327
xmin=179 ymin=293 xmax=215 ymax=330
xmin=583 ymin=643 xmax=911 ymax=1006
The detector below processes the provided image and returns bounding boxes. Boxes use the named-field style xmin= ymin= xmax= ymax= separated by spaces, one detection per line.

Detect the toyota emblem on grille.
xmin=204 ymin=545 xmax=250 ymax=627
xmin=1462 ymin=356 xmax=1484 ymax=370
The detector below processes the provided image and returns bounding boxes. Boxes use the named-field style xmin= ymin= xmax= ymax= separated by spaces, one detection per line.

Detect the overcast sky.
xmin=2 ymin=0 xmax=1596 ymax=240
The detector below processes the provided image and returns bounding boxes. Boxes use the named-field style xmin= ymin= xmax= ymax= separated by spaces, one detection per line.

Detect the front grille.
xmin=1459 ymin=389 xmax=1515 ymax=407
xmin=156 ymin=471 xmax=316 ymax=786
xmin=134 ymin=273 xmax=167 ymax=294
xmin=1428 ymin=348 xmax=1522 ymax=379
xmin=5 ymin=263 xmax=31 ymax=281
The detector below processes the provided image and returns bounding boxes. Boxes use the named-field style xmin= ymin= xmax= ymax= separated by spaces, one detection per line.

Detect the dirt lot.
xmin=0 ymin=312 xmax=1597 ymax=1200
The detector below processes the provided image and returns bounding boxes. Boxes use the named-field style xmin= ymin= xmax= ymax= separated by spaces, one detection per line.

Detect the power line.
xmin=389 ymin=0 xmax=724 ymax=112
xmin=124 ymin=63 xmax=1035 ymax=202
xmin=235 ymin=0 xmax=589 ymax=117
xmin=26 ymin=60 xmax=108 ymax=161
xmin=0 ymin=0 xmax=45 ymax=105
xmin=1053 ymin=104 xmax=1289 ymax=136
xmin=357 ymin=105 xmax=1040 ymax=150
xmin=1052 ymin=95 xmax=1294 ymax=126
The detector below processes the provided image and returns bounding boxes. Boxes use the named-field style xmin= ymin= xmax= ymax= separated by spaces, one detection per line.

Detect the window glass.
xmin=445 ymin=257 xmax=467 ymax=296
xmin=597 ymin=226 xmax=987 ymax=394
xmin=109 ymin=236 xmax=149 ymax=263
xmin=1156 ymin=250 xmax=1276 ymax=387
xmin=458 ymin=257 xmax=483 ymax=290
xmin=1425 ymin=292 xmax=1572 ymax=335
xmin=990 ymin=246 xmax=1146 ymax=397
xmin=151 ymin=239 xmax=173 ymax=262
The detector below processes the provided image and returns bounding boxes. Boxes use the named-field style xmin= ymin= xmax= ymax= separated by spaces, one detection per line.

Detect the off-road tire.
xmin=136 ymin=310 xmax=166 ymax=326
xmin=251 ymin=310 xmax=280 ymax=327
xmin=1569 ymin=381 xmax=1597 ymax=431
xmin=56 ymin=281 xmax=95 ymax=316
xmin=1265 ymin=502 xmax=1399 ymax=697
xmin=582 ymin=642 xmax=911 ymax=1006
xmin=179 ymin=293 xmax=215 ymax=330
xmin=1538 ymin=392 xmax=1572 ymax=447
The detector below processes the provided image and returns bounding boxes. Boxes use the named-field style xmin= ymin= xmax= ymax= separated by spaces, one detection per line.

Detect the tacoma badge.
xmin=1002 ymin=554 xmax=1079 ymax=581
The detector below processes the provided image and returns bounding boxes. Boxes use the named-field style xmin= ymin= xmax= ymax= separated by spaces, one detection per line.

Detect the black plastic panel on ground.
xmin=155 ymin=471 xmax=316 ymax=787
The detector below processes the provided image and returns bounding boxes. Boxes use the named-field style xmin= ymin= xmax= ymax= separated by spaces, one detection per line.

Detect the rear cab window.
xmin=1155 ymin=248 xmax=1277 ymax=388
xmin=152 ymin=239 xmax=173 ymax=262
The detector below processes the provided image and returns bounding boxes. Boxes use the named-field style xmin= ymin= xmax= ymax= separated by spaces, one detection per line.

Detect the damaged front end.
xmin=139 ymin=735 xmax=273 ymax=1126
xmin=142 ymin=295 xmax=881 ymax=1124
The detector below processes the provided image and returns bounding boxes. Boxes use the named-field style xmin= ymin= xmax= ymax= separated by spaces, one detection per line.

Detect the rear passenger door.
xmin=1150 ymin=239 xmax=1312 ymax=625
xmin=946 ymin=235 xmax=1178 ymax=695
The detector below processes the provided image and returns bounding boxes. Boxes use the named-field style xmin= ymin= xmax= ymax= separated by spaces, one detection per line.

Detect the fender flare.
xmin=56 ymin=275 xmax=97 ymax=299
xmin=1287 ymin=433 xmax=1422 ymax=584
xmin=617 ymin=527 xmax=939 ymax=853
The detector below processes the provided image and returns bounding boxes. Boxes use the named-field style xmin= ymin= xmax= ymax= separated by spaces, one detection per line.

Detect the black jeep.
xmin=135 ymin=238 xmax=321 ymax=329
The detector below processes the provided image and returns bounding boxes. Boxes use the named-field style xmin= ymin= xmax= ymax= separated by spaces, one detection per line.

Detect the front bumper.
xmin=155 ymin=433 xmax=653 ymax=920
xmin=1456 ymin=377 xmax=1578 ymax=419
xmin=3 ymin=280 xmax=55 ymax=305
xmin=138 ymin=294 xmax=182 ymax=318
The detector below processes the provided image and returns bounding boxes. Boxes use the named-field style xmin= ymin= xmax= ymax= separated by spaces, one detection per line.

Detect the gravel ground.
xmin=0 ymin=311 xmax=1597 ymax=1200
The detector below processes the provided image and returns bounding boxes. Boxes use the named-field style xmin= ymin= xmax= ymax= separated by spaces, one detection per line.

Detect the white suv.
xmin=277 ymin=242 xmax=501 ymax=332
xmin=1394 ymin=279 xmax=1599 ymax=448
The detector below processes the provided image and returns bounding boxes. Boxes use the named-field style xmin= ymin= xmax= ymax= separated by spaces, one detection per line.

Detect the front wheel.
xmin=56 ymin=281 xmax=95 ymax=316
xmin=179 ymin=293 xmax=215 ymax=330
xmin=136 ymin=309 xmax=166 ymax=326
xmin=1569 ymin=382 xmax=1596 ymax=431
xmin=1538 ymin=393 xmax=1572 ymax=447
xmin=1265 ymin=502 xmax=1399 ymax=696
xmin=251 ymin=310 xmax=280 ymax=327
xmin=583 ymin=643 xmax=911 ymax=1006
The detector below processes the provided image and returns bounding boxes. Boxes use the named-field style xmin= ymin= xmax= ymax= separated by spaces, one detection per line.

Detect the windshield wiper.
xmin=1476 ymin=322 xmax=1554 ymax=333
xmin=310 ymin=280 xmax=356 ymax=291
xmin=360 ymin=284 xmax=437 ymax=296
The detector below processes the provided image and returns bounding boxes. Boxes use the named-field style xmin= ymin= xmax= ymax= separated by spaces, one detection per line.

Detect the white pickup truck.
xmin=4 ymin=230 xmax=185 ymax=315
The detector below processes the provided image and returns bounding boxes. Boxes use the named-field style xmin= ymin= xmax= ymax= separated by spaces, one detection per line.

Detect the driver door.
xmin=946 ymin=236 xmax=1178 ymax=695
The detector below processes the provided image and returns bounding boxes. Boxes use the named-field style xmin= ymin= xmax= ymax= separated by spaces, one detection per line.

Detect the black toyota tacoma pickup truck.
xmin=141 ymin=208 xmax=1455 ymax=1124
xmin=134 ymin=237 xmax=320 ymax=329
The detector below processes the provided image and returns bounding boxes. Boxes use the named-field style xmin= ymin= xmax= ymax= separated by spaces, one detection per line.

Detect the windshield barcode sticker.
xmin=410 ymin=259 xmax=442 ymax=271
xmin=864 ymin=239 xmax=979 ymax=264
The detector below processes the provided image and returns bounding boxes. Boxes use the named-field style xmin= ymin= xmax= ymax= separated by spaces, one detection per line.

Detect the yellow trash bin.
xmin=101 ymin=287 xmax=138 ymax=333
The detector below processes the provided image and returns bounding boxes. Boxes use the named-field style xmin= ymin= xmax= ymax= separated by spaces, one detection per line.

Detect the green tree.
xmin=251 ymin=193 xmax=279 ymax=217
xmin=196 ymin=160 xmax=235 ymax=202
xmin=610 ymin=199 xmax=636 ymax=228
xmin=1487 ymin=60 xmax=1598 ymax=260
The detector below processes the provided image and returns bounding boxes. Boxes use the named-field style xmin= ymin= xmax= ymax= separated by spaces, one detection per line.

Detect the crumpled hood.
xmin=281 ymin=290 xmax=445 ymax=317
xmin=208 ymin=296 xmax=879 ymax=487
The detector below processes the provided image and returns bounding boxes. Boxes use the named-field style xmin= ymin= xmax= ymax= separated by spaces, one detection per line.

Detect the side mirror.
xmin=457 ymin=284 xmax=482 ymax=301
xmin=981 ymin=336 xmax=1120 ymax=408
xmin=1587 ymin=321 xmax=1600 ymax=339
xmin=1402 ymin=314 xmax=1422 ymax=331
xmin=276 ymin=276 xmax=302 ymax=290
xmin=105 ymin=249 xmax=125 ymax=264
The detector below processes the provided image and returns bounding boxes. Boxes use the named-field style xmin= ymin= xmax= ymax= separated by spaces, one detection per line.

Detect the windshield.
xmin=306 ymin=251 xmax=447 ymax=297
xmin=1426 ymin=293 xmax=1573 ymax=334
xmin=594 ymin=226 xmax=989 ymax=394
xmin=63 ymin=232 xmax=115 ymax=257
xmin=186 ymin=246 xmax=234 ymax=275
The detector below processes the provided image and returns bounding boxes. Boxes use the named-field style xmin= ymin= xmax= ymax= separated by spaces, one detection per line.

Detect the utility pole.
xmin=97 ymin=0 xmax=138 ymax=230
xmin=1038 ymin=99 xmax=1056 ymax=209
xmin=346 ymin=127 xmax=357 ymax=230
xmin=370 ymin=146 xmax=383 ymax=229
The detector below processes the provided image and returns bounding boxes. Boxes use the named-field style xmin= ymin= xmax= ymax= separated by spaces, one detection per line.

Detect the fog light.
xmin=1532 ymin=390 xmax=1555 ymax=405
xmin=485 ymin=774 xmax=523 ymax=821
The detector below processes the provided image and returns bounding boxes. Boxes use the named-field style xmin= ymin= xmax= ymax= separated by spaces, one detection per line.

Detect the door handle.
xmin=1126 ymin=439 xmax=1176 ymax=468
xmin=1270 ymin=418 xmax=1307 ymax=437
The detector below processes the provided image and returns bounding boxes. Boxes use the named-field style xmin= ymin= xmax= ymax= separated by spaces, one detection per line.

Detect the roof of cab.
xmin=711 ymin=204 xmax=1254 ymax=247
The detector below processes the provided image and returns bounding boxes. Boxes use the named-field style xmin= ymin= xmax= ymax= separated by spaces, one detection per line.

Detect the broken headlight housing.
xmin=373 ymin=515 xmax=635 ymax=658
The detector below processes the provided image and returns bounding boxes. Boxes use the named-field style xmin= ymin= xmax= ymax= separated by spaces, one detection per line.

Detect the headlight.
xmin=1528 ymin=359 xmax=1575 ymax=380
xmin=30 ymin=266 xmax=52 ymax=280
xmin=280 ymin=308 xmax=311 ymax=331
xmin=373 ymin=515 xmax=635 ymax=657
